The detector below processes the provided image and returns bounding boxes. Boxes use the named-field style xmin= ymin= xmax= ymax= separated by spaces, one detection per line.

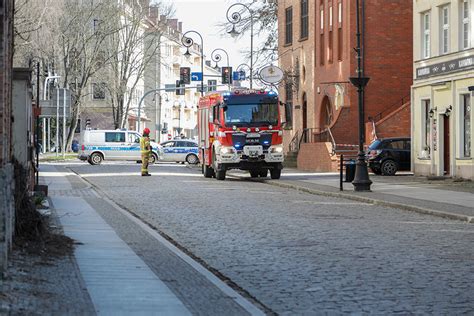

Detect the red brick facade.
xmin=278 ymin=0 xmax=413 ymax=170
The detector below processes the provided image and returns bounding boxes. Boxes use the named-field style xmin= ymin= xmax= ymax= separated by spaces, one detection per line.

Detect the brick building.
xmin=278 ymin=0 xmax=413 ymax=171
xmin=0 ymin=0 xmax=16 ymax=274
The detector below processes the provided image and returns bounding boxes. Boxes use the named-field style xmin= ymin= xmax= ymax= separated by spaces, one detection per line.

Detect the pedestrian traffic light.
xmin=180 ymin=67 xmax=191 ymax=84
xmin=222 ymin=67 xmax=233 ymax=84
xmin=175 ymin=80 xmax=184 ymax=95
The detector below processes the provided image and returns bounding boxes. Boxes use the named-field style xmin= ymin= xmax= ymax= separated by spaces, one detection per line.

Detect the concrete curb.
xmin=231 ymin=175 xmax=474 ymax=224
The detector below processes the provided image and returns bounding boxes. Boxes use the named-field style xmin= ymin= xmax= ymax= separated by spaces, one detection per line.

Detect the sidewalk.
xmin=230 ymin=169 xmax=474 ymax=223
xmin=1 ymin=164 xmax=261 ymax=315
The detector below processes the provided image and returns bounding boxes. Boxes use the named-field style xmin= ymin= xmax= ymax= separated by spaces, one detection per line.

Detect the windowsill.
xmin=283 ymin=42 xmax=293 ymax=47
xmin=298 ymin=37 xmax=308 ymax=42
xmin=417 ymin=157 xmax=431 ymax=160
xmin=456 ymin=157 xmax=473 ymax=160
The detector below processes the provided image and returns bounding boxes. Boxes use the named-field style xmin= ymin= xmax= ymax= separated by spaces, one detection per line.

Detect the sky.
xmin=161 ymin=0 xmax=264 ymax=73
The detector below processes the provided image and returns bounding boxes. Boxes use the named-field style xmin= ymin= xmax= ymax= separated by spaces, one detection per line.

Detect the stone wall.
xmin=0 ymin=165 xmax=14 ymax=274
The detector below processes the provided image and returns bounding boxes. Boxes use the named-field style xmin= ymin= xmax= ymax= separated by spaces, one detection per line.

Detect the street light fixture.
xmin=212 ymin=48 xmax=231 ymax=90
xmin=226 ymin=3 xmax=254 ymax=89
xmin=349 ymin=0 xmax=372 ymax=192
xmin=181 ymin=30 xmax=204 ymax=96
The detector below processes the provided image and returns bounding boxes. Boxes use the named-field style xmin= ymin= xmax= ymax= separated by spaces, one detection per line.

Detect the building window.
xmin=92 ymin=82 xmax=106 ymax=100
xmin=329 ymin=5 xmax=333 ymax=28
xmin=320 ymin=4 xmax=325 ymax=66
xmin=300 ymin=0 xmax=309 ymax=39
xmin=337 ymin=1 xmax=343 ymax=61
xmin=285 ymin=7 xmax=293 ymax=45
xmin=462 ymin=0 xmax=470 ymax=49
xmin=328 ymin=4 xmax=333 ymax=63
xmin=338 ymin=1 xmax=342 ymax=24
xmin=422 ymin=100 xmax=431 ymax=155
xmin=285 ymin=83 xmax=293 ymax=127
xmin=422 ymin=12 xmax=430 ymax=59
xmin=320 ymin=6 xmax=324 ymax=30
xmin=440 ymin=5 xmax=450 ymax=54
xmin=208 ymin=80 xmax=217 ymax=92
xmin=462 ymin=94 xmax=471 ymax=157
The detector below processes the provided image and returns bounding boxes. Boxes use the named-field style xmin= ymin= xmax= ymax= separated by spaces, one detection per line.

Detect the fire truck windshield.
xmin=223 ymin=103 xmax=279 ymax=127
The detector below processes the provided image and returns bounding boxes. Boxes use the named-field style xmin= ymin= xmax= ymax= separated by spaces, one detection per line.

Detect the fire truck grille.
xmin=231 ymin=133 xmax=272 ymax=149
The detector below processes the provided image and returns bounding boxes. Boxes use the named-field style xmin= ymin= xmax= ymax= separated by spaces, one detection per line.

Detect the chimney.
xmin=178 ymin=22 xmax=182 ymax=32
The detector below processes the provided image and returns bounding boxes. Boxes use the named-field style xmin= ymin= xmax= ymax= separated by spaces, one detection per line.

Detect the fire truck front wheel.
xmin=270 ymin=169 xmax=281 ymax=179
xmin=215 ymin=169 xmax=226 ymax=180
xmin=203 ymin=164 xmax=214 ymax=178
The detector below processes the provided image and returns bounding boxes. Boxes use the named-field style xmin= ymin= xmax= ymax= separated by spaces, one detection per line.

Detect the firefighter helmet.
xmin=143 ymin=127 xmax=150 ymax=135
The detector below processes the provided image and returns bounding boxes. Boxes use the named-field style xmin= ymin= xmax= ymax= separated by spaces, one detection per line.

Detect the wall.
xmin=0 ymin=0 xmax=15 ymax=275
xmin=297 ymin=142 xmax=338 ymax=171
xmin=278 ymin=0 xmax=316 ymax=152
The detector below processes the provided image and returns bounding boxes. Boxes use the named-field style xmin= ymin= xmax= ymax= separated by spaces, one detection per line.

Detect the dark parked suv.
xmin=367 ymin=137 xmax=411 ymax=176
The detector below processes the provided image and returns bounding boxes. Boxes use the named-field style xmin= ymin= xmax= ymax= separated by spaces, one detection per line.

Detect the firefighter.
xmin=140 ymin=127 xmax=152 ymax=176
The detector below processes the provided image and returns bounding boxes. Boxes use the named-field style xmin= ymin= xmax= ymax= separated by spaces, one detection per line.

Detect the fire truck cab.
xmin=198 ymin=89 xmax=284 ymax=180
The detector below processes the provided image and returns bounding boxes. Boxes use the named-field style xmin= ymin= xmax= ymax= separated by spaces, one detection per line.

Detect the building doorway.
xmin=302 ymin=92 xmax=308 ymax=141
xmin=319 ymin=95 xmax=333 ymax=128
xmin=443 ymin=115 xmax=450 ymax=175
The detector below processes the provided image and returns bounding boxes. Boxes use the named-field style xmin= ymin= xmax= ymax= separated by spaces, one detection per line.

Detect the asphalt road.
xmin=69 ymin=161 xmax=474 ymax=315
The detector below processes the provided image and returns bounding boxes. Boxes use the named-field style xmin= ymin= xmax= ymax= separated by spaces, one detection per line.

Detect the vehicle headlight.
xmin=220 ymin=146 xmax=236 ymax=154
xmin=270 ymin=145 xmax=284 ymax=154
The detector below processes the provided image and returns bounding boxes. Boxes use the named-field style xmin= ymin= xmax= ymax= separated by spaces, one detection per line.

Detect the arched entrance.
xmin=319 ymin=95 xmax=333 ymax=128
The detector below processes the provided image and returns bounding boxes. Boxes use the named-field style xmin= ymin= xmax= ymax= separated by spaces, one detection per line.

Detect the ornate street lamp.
xmin=349 ymin=0 xmax=372 ymax=191
xmin=226 ymin=3 xmax=254 ymax=89
xmin=181 ymin=30 xmax=204 ymax=96
xmin=211 ymin=48 xmax=230 ymax=89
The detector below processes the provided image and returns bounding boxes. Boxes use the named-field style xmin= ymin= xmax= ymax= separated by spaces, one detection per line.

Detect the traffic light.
xmin=175 ymin=80 xmax=184 ymax=95
xmin=180 ymin=67 xmax=191 ymax=84
xmin=85 ymin=118 xmax=91 ymax=129
xmin=221 ymin=67 xmax=233 ymax=84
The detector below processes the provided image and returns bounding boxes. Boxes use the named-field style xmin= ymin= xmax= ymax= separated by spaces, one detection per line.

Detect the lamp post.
xmin=211 ymin=48 xmax=230 ymax=89
xmin=181 ymin=30 xmax=204 ymax=96
xmin=349 ymin=0 xmax=372 ymax=191
xmin=226 ymin=3 xmax=254 ymax=89
xmin=137 ymin=88 xmax=168 ymax=136
xmin=173 ymin=100 xmax=183 ymax=137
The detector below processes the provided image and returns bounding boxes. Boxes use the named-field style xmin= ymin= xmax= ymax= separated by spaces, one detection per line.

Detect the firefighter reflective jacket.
xmin=140 ymin=136 xmax=151 ymax=155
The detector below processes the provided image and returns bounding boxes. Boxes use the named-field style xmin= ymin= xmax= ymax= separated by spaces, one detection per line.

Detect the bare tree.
xmin=105 ymin=1 xmax=173 ymax=129
xmin=220 ymin=0 xmax=278 ymax=69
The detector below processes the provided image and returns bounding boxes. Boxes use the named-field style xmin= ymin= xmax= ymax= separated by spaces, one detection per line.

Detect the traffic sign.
xmin=233 ymin=70 xmax=246 ymax=81
xmin=191 ymin=72 xmax=203 ymax=81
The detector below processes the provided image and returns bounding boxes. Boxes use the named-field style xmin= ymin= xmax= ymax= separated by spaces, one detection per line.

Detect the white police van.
xmin=78 ymin=129 xmax=161 ymax=165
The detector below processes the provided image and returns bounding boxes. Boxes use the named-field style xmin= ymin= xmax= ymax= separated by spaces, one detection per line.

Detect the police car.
xmin=78 ymin=129 xmax=161 ymax=165
xmin=158 ymin=139 xmax=199 ymax=164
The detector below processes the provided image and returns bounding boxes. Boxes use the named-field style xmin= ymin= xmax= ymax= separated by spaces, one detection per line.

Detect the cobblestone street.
xmin=68 ymin=162 xmax=474 ymax=315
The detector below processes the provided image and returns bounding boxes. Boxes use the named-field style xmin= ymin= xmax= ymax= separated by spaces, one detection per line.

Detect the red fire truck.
xmin=197 ymin=89 xmax=284 ymax=181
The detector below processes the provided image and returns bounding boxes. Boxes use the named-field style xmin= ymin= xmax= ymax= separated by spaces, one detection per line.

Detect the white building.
xmin=412 ymin=0 xmax=474 ymax=179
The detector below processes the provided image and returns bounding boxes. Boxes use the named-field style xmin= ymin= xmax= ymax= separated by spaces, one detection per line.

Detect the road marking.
xmin=81 ymin=172 xmax=202 ymax=178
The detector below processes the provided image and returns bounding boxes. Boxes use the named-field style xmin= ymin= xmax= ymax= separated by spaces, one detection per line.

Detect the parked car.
xmin=78 ymin=129 xmax=161 ymax=165
xmin=158 ymin=140 xmax=199 ymax=164
xmin=367 ymin=137 xmax=411 ymax=176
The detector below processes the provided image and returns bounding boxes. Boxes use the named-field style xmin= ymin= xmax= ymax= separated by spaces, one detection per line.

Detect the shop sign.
xmin=416 ymin=55 xmax=474 ymax=79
